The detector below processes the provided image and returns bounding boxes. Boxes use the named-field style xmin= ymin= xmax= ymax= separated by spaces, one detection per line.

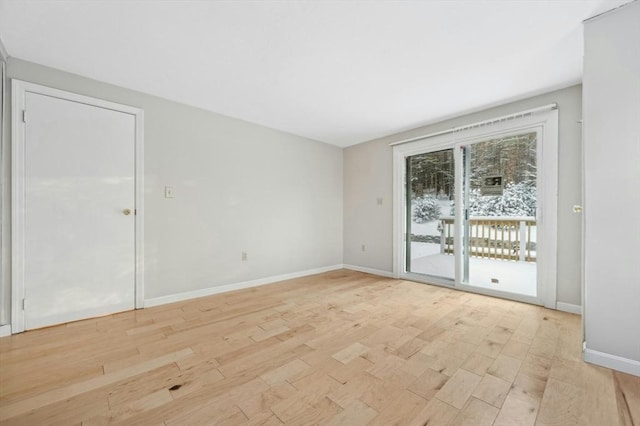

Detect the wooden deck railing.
xmin=439 ymin=216 xmax=536 ymax=262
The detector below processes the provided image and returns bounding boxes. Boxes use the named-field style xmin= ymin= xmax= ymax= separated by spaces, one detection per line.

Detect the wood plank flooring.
xmin=0 ymin=270 xmax=638 ymax=425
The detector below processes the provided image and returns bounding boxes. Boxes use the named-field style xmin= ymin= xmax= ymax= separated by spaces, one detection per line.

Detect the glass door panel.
xmin=462 ymin=132 xmax=538 ymax=296
xmin=406 ymin=149 xmax=455 ymax=280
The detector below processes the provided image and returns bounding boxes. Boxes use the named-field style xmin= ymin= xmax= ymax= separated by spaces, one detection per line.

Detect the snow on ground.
xmin=410 ymin=199 xmax=452 ymax=236
xmin=410 ymin=242 xmax=441 ymax=258
xmin=409 ymin=252 xmax=536 ymax=296
xmin=408 ymin=198 xmax=537 ymax=297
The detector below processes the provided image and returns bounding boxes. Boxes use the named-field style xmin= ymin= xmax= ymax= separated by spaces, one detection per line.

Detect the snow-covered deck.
xmin=409 ymin=200 xmax=537 ymax=297
xmin=410 ymin=243 xmax=536 ymax=296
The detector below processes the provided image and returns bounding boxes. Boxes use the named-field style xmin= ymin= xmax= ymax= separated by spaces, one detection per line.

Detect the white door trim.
xmin=11 ymin=79 xmax=145 ymax=333
xmin=392 ymin=108 xmax=558 ymax=308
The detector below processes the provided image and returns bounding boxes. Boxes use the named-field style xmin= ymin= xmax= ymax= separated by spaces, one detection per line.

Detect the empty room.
xmin=0 ymin=0 xmax=638 ymax=425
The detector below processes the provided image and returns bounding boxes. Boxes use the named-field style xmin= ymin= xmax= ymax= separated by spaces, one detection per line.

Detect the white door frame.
xmin=392 ymin=108 xmax=558 ymax=308
xmin=11 ymin=80 xmax=145 ymax=333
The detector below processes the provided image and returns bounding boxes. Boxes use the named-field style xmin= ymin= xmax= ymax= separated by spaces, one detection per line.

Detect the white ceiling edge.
xmin=372 ymin=78 xmax=583 ymax=147
xmin=9 ymin=54 xmax=335 ymax=147
xmin=6 ymin=53 xmax=583 ymax=150
xmin=585 ymin=0 xmax=638 ymax=21
xmin=6 ymin=53 xmax=579 ymax=150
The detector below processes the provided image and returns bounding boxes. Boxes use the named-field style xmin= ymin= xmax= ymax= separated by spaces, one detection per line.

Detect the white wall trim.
xmin=0 ymin=324 xmax=11 ymax=338
xmin=145 ymin=264 xmax=344 ymax=307
xmin=584 ymin=348 xmax=640 ymax=377
xmin=1 ymin=57 xmax=6 ymax=327
xmin=556 ymin=302 xmax=582 ymax=315
xmin=389 ymin=104 xmax=557 ymax=146
xmin=11 ymin=79 xmax=144 ymax=333
xmin=343 ymin=264 xmax=394 ymax=278
xmin=134 ymin=110 xmax=145 ymax=309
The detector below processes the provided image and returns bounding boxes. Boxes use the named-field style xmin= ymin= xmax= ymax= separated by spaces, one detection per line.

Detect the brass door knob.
xmin=123 ymin=209 xmax=132 ymax=216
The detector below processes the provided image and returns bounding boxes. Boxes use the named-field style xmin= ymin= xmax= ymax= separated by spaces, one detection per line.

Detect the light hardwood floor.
xmin=0 ymin=270 xmax=638 ymax=425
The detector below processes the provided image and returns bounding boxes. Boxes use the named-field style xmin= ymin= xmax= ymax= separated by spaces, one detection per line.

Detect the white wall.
xmin=583 ymin=1 xmax=640 ymax=375
xmin=344 ymin=85 xmax=583 ymax=306
xmin=343 ymin=137 xmax=394 ymax=273
xmin=0 ymin=41 xmax=7 ymax=328
xmin=1 ymin=58 xmax=343 ymax=323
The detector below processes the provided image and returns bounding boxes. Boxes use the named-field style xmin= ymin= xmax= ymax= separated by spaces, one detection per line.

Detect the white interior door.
xmin=17 ymin=87 xmax=137 ymax=330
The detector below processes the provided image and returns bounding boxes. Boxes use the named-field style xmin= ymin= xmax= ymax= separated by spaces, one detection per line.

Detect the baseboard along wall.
xmin=342 ymin=264 xmax=394 ymax=278
xmin=584 ymin=347 xmax=640 ymax=377
xmin=556 ymin=302 xmax=582 ymax=315
xmin=144 ymin=264 xmax=344 ymax=307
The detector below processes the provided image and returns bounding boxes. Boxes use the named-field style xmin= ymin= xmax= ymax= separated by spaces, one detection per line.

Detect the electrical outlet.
xmin=361 ymin=244 xmax=366 ymax=252
xmin=242 ymin=252 xmax=248 ymax=261
xmin=377 ymin=197 xmax=383 ymax=205
xmin=164 ymin=186 xmax=174 ymax=198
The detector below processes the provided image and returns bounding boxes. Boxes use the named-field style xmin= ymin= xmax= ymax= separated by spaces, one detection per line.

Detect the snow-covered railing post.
xmin=424 ymin=216 xmax=534 ymax=261
xmin=519 ymin=220 xmax=527 ymax=262
xmin=438 ymin=219 xmax=445 ymax=254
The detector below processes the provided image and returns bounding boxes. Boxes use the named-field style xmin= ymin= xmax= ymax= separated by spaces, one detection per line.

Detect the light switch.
xmin=165 ymin=186 xmax=174 ymax=198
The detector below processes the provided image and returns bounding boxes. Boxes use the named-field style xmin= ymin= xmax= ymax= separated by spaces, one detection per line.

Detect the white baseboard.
xmin=556 ymin=302 xmax=582 ymax=315
xmin=584 ymin=347 xmax=640 ymax=376
xmin=0 ymin=324 xmax=11 ymax=338
xmin=144 ymin=264 xmax=344 ymax=308
xmin=342 ymin=264 xmax=394 ymax=278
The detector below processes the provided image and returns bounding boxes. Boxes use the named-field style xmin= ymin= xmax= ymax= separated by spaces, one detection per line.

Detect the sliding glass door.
xmin=460 ymin=132 xmax=538 ymax=297
xmin=403 ymin=136 xmax=538 ymax=298
xmin=394 ymin=108 xmax=557 ymax=307
xmin=406 ymin=149 xmax=455 ymax=281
